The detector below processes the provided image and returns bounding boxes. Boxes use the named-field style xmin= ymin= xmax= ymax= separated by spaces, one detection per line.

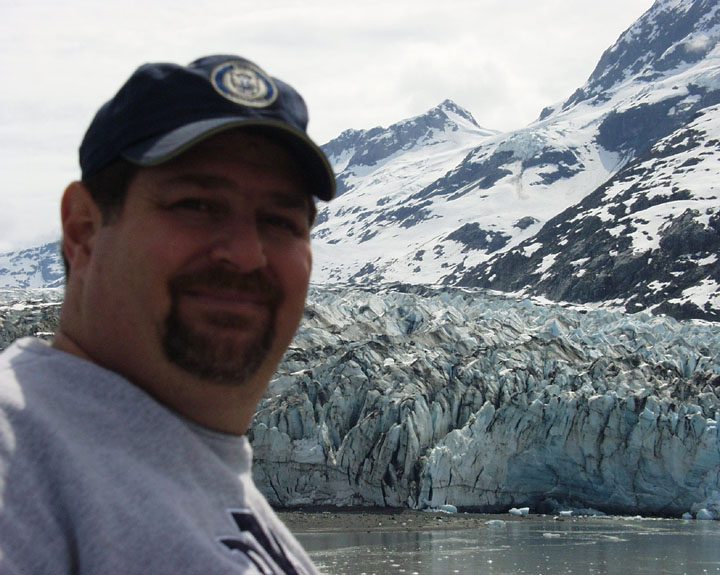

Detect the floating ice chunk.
xmin=543 ymin=532 xmax=561 ymax=538
xmin=682 ymin=512 xmax=694 ymax=520
xmin=424 ymin=505 xmax=458 ymax=514
xmin=573 ymin=508 xmax=606 ymax=517
xmin=485 ymin=520 xmax=506 ymax=528
xmin=558 ymin=510 xmax=573 ymax=517
xmin=691 ymin=491 xmax=720 ymax=520
xmin=696 ymin=508 xmax=714 ymax=520
xmin=509 ymin=507 xmax=530 ymax=516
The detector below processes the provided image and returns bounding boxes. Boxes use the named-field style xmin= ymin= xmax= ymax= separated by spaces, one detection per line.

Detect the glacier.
xmin=251 ymin=285 xmax=720 ymax=518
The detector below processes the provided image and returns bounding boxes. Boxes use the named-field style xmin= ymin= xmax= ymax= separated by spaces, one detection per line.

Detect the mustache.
xmin=169 ymin=267 xmax=282 ymax=302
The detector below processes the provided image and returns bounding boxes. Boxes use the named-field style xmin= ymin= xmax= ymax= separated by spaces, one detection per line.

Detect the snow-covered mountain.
xmin=1 ymin=0 xmax=718 ymax=323
xmin=312 ymin=99 xmax=499 ymax=278
xmin=310 ymin=0 xmax=720 ymax=321
xmin=453 ymin=0 xmax=720 ymax=321
xmin=0 ymin=242 xmax=63 ymax=289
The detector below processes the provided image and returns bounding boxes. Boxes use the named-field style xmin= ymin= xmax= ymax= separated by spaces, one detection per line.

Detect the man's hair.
xmin=84 ymin=158 xmax=140 ymax=224
xmin=62 ymin=159 xmax=138 ymax=277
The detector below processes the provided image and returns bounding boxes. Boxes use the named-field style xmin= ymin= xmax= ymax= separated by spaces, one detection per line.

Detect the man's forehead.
xmin=155 ymin=172 xmax=309 ymax=205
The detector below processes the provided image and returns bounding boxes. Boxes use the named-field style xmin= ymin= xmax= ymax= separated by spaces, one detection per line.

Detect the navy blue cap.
xmin=79 ymin=55 xmax=336 ymax=201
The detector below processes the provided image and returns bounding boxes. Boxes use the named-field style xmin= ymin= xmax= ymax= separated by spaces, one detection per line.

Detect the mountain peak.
xmin=321 ymin=99 xmax=496 ymax=189
xmin=564 ymin=0 xmax=719 ymax=107
xmin=401 ymin=99 xmax=497 ymax=136
xmin=423 ymin=98 xmax=480 ymax=125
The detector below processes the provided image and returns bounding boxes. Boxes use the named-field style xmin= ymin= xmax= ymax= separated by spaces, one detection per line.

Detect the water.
xmin=297 ymin=517 xmax=720 ymax=574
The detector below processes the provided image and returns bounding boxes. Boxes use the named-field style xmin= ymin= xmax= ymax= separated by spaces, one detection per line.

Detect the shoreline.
xmin=276 ymin=506 xmax=550 ymax=534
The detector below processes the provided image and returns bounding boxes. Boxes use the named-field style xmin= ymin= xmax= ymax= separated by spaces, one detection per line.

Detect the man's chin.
xmin=163 ymin=309 xmax=276 ymax=387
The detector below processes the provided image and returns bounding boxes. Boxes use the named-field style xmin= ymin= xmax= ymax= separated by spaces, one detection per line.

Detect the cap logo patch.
xmin=210 ymin=61 xmax=278 ymax=108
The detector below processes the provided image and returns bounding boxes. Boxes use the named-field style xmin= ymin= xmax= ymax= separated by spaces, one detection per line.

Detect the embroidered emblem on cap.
xmin=210 ymin=61 xmax=278 ymax=108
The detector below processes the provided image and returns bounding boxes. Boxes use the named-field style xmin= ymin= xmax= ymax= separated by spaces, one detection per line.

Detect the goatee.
xmin=162 ymin=267 xmax=281 ymax=385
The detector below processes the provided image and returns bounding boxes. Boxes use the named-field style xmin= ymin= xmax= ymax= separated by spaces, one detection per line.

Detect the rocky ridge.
xmin=453 ymin=0 xmax=720 ymax=321
xmin=455 ymin=103 xmax=720 ymax=321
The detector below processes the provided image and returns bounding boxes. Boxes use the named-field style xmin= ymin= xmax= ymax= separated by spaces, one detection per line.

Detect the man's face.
xmin=74 ymin=130 xmax=313 ymax=397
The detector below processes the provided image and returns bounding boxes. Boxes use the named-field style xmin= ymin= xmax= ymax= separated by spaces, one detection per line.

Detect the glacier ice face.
xmin=251 ymin=285 xmax=720 ymax=516
xmin=0 ymin=288 xmax=62 ymax=348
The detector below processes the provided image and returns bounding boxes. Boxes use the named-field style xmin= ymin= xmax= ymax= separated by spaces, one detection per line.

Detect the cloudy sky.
xmin=0 ymin=0 xmax=655 ymax=253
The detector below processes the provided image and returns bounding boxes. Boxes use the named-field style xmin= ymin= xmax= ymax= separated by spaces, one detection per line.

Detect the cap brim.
xmin=122 ymin=117 xmax=336 ymax=201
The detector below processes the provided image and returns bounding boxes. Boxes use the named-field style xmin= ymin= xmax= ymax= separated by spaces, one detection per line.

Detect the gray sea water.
xmin=297 ymin=517 xmax=720 ymax=575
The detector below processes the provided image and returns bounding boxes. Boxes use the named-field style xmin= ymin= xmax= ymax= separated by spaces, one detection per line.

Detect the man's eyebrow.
xmin=160 ymin=173 xmax=314 ymax=218
xmin=162 ymin=174 xmax=309 ymax=206
xmin=163 ymin=173 xmax=234 ymax=189
xmin=269 ymin=190 xmax=317 ymax=226
xmin=268 ymin=190 xmax=311 ymax=211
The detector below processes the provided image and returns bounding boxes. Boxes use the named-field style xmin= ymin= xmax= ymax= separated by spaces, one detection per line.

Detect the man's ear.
xmin=60 ymin=181 xmax=103 ymax=275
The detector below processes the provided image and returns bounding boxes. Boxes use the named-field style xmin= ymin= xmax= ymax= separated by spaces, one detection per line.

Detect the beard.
xmin=162 ymin=267 xmax=281 ymax=386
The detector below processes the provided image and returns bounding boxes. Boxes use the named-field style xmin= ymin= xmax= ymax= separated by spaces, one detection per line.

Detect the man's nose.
xmin=208 ymin=221 xmax=267 ymax=271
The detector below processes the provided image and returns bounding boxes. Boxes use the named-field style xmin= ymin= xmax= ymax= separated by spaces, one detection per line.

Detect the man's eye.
xmin=263 ymin=214 xmax=304 ymax=236
xmin=170 ymin=199 xmax=219 ymax=214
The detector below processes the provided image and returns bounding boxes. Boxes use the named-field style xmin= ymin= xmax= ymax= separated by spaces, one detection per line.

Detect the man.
xmin=0 ymin=55 xmax=335 ymax=574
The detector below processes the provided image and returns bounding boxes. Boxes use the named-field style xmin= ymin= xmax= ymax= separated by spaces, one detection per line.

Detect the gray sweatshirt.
xmin=0 ymin=338 xmax=319 ymax=574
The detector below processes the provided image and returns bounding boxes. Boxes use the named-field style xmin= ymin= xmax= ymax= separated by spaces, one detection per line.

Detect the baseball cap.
xmin=79 ymin=55 xmax=336 ymax=201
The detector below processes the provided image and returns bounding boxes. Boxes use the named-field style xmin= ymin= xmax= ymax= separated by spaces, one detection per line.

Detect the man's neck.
xmin=52 ymin=327 xmax=260 ymax=435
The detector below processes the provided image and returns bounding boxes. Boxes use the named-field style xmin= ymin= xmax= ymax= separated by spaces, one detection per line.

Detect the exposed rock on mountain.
xmin=565 ymin=0 xmax=720 ymax=106
xmin=456 ymin=104 xmax=720 ymax=321
xmin=322 ymin=99 xmax=493 ymax=199
xmin=311 ymin=98 xmax=500 ymax=283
